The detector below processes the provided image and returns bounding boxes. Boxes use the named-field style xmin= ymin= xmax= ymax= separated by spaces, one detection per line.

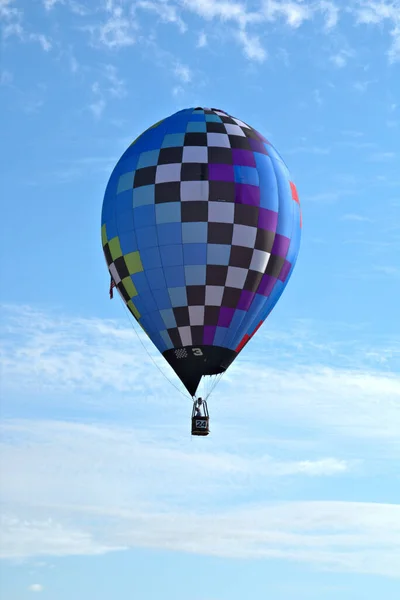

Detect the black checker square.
xmin=222 ymin=287 xmax=242 ymax=308
xmin=187 ymin=285 xmax=206 ymax=306
xmin=173 ymin=306 xmax=190 ymax=327
xmin=117 ymin=283 xmax=131 ymax=303
xmin=184 ymin=132 xmax=208 ymax=146
xmin=181 ymin=201 xmax=209 ymax=222
xmin=103 ymin=244 xmax=112 ymax=265
xmin=191 ymin=325 xmax=204 ymax=346
xmin=113 ymin=256 xmax=130 ymax=280
xmin=207 ymin=222 xmax=234 ymax=244
xmin=228 ymin=135 xmax=252 ymax=150
xmin=265 ymin=254 xmax=286 ymax=278
xmin=220 ymin=116 xmax=237 ymax=125
xmin=243 ymin=269 xmax=263 ymax=292
xmin=167 ymin=327 xmax=181 ymax=347
xmin=208 ymin=147 xmax=233 ymax=164
xmin=234 ymin=204 xmax=259 ymax=227
xmin=229 ymin=245 xmax=253 ymax=269
xmin=134 ymin=166 xmax=157 ymax=187
xmin=206 ymin=265 xmax=228 ymax=286
xmin=204 ymin=306 xmax=220 ymax=326
xmin=206 ymin=121 xmax=227 ymax=134
xmin=181 ymin=163 xmax=209 ymax=181
xmin=158 ymin=147 xmax=183 ymax=165
xmin=244 ymin=127 xmax=260 ymax=140
xmin=155 ymin=181 xmax=181 ymax=203
xmin=255 ymin=228 xmax=275 ymax=253
xmin=209 ymin=181 xmax=235 ymax=202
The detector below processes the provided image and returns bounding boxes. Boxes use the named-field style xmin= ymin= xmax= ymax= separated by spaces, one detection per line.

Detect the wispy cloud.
xmin=136 ymin=0 xmax=187 ymax=33
xmin=368 ymin=151 xmax=396 ymax=162
xmin=197 ymin=30 xmax=207 ymax=48
xmin=28 ymin=584 xmax=44 ymax=593
xmin=341 ymin=213 xmax=372 ymax=223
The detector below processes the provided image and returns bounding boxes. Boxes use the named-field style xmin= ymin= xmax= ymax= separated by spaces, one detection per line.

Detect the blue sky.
xmin=1 ymin=0 xmax=400 ymax=598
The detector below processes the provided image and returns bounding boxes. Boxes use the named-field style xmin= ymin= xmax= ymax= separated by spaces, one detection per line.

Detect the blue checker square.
xmin=104 ymin=218 xmax=118 ymax=241
xmin=140 ymin=315 xmax=156 ymax=334
xmin=213 ymin=326 xmax=228 ymax=346
xmin=117 ymin=171 xmax=135 ymax=194
xmin=168 ymin=286 xmax=188 ymax=307
xmin=137 ymin=149 xmax=160 ymax=169
xmin=205 ymin=114 xmax=223 ymax=122
xmin=116 ymin=209 xmax=134 ymax=234
xmin=139 ymin=246 xmax=162 ymax=270
xmin=189 ymin=113 xmax=206 ymax=121
xmin=207 ymin=243 xmax=231 ymax=265
xmin=184 ymin=264 xmax=206 ymax=285
xmin=234 ymin=166 xmax=259 ymax=187
xmin=147 ymin=310 xmax=166 ymax=332
xmin=182 ymin=222 xmax=208 ymax=244
xmin=186 ymin=121 xmax=207 ymax=133
xmin=132 ymin=126 xmax=166 ymax=153
xmin=101 ymin=196 xmax=115 ymax=224
xmin=164 ymin=265 xmax=186 ymax=287
xmin=146 ymin=268 xmax=167 ymax=290
xmin=160 ymin=308 xmax=177 ymax=329
xmin=162 ymin=133 xmax=185 ymax=148
xmin=160 ymin=330 xmax=173 ymax=350
xmin=115 ymin=189 xmax=133 ymax=213
xmin=134 ymin=204 xmax=156 ymax=228
xmin=152 ymin=288 xmax=172 ymax=310
xmin=119 ymin=230 xmax=138 ymax=255
xmin=131 ymin=271 xmax=150 ymax=295
xmin=136 ymin=225 xmax=158 ymax=249
xmin=133 ymin=185 xmax=155 ymax=208
xmin=161 ymin=244 xmax=184 ymax=267
xmin=183 ymin=243 xmax=207 ymax=265
xmin=156 ymin=202 xmax=181 ymax=224
xmin=135 ymin=291 xmax=157 ymax=314
xmin=157 ymin=222 xmax=182 ymax=246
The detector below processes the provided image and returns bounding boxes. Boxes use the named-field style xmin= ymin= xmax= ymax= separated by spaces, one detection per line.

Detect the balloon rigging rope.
xmin=117 ymin=295 xmax=191 ymax=401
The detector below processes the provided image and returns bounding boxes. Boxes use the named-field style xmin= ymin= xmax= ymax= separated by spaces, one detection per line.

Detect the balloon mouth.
xmin=163 ymin=345 xmax=237 ymax=397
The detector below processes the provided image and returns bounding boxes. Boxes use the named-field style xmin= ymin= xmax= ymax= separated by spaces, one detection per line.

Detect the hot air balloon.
xmin=101 ymin=107 xmax=301 ymax=435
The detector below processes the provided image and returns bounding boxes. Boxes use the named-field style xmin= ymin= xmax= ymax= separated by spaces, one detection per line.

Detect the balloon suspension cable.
xmin=117 ymin=295 xmax=191 ymax=401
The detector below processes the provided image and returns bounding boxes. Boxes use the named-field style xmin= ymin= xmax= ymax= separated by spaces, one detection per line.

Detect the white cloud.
xmin=137 ymin=0 xmax=187 ymax=32
xmin=173 ymin=61 xmax=192 ymax=82
xmin=236 ymin=29 xmax=267 ymax=62
xmin=197 ymin=30 xmax=207 ymax=47
xmin=29 ymin=584 xmax=44 ymax=592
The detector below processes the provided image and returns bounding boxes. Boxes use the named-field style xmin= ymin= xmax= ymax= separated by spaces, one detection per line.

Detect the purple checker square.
xmin=209 ymin=164 xmax=235 ymax=181
xmin=258 ymin=273 xmax=277 ymax=296
xmin=278 ymin=259 xmax=291 ymax=282
xmin=203 ymin=326 xmax=216 ymax=345
xmin=232 ymin=149 xmax=256 ymax=167
xmin=238 ymin=290 xmax=255 ymax=310
xmin=258 ymin=207 xmax=278 ymax=231
xmin=249 ymin=138 xmax=268 ymax=155
xmin=272 ymin=233 xmax=291 ymax=258
xmin=218 ymin=307 xmax=235 ymax=327
xmin=235 ymin=183 xmax=260 ymax=206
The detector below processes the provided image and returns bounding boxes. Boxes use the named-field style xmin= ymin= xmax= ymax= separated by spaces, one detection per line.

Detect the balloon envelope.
xmin=101 ymin=107 xmax=301 ymax=396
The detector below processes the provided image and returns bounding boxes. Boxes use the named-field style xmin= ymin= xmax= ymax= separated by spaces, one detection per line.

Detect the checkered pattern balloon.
xmin=101 ymin=107 xmax=302 ymax=396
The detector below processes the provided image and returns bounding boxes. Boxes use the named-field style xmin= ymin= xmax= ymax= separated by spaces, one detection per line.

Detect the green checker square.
xmin=125 ymin=251 xmax=143 ymax=275
xmin=108 ymin=236 xmax=122 ymax=261
xmin=101 ymin=224 xmax=108 ymax=246
xmin=122 ymin=276 xmax=138 ymax=298
xmin=127 ymin=299 xmax=140 ymax=319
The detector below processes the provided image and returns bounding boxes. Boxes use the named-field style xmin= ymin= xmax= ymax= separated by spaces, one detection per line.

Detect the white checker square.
xmin=156 ymin=163 xmax=182 ymax=183
xmin=207 ymin=133 xmax=230 ymax=148
xmin=178 ymin=326 xmax=192 ymax=347
xmin=232 ymin=224 xmax=257 ymax=248
xmin=189 ymin=306 xmax=205 ymax=326
xmin=109 ymin=263 xmax=121 ymax=285
xmin=205 ymin=285 xmax=224 ymax=306
xmin=182 ymin=146 xmax=208 ymax=163
xmin=232 ymin=118 xmax=250 ymax=129
xmin=250 ymin=249 xmax=270 ymax=273
xmin=214 ymin=110 xmax=228 ymax=116
xmin=224 ymin=123 xmax=246 ymax=136
xmin=226 ymin=266 xmax=248 ymax=289
xmin=208 ymin=201 xmax=235 ymax=223
xmin=181 ymin=180 xmax=209 ymax=201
